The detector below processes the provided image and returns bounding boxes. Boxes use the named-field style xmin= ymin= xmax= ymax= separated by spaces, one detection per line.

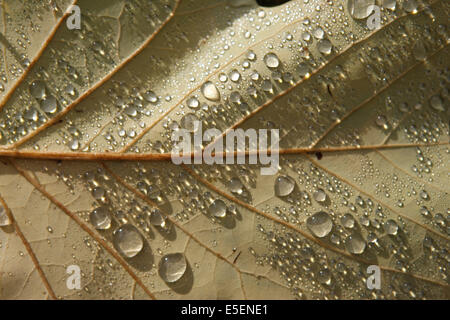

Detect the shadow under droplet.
xmin=164 ymin=262 xmax=194 ymax=295
xmin=125 ymin=239 xmax=154 ymax=272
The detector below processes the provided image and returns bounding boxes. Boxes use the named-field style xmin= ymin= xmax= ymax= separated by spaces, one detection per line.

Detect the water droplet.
xmin=187 ymin=97 xmax=199 ymax=109
xmin=306 ymin=211 xmax=333 ymax=238
xmin=345 ymin=234 xmax=366 ymax=254
xmin=384 ymin=219 xmax=398 ymax=235
xmin=181 ymin=113 xmax=200 ymax=133
xmin=158 ymin=253 xmax=187 ymax=283
xmin=40 ymin=95 xmax=58 ymax=114
xmin=228 ymin=178 xmax=244 ymax=195
xmin=113 ymin=224 xmax=144 ymax=258
xmin=144 ymin=90 xmax=158 ymax=104
xmin=313 ymin=189 xmax=327 ymax=203
xmin=0 ymin=205 xmax=11 ymax=226
xmin=274 ymin=175 xmax=295 ymax=197
xmin=149 ymin=209 xmax=167 ymax=228
xmin=383 ymin=0 xmax=396 ymax=10
xmin=348 ymin=0 xmax=375 ymax=19
xmin=229 ymin=69 xmax=241 ymax=82
xmin=69 ymin=139 xmax=79 ymax=151
xmin=209 ymin=199 xmax=227 ymax=218
xmin=318 ymin=39 xmax=332 ymax=55
xmin=341 ymin=213 xmax=355 ymax=228
xmin=24 ymin=108 xmax=39 ymax=122
xmin=430 ymin=95 xmax=444 ymax=111
xmin=264 ymin=53 xmax=280 ymax=69
xmin=201 ymin=81 xmax=220 ymax=101
xmin=29 ymin=80 xmax=46 ymax=99
xmin=90 ymin=207 xmax=111 ymax=230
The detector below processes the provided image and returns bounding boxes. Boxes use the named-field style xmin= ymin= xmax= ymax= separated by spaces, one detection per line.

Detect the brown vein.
xmin=0 ymin=141 xmax=447 ymax=160
xmin=181 ymin=164 xmax=449 ymax=288
xmin=0 ymin=194 xmax=57 ymax=299
xmin=0 ymin=0 xmax=78 ymax=111
xmin=8 ymin=159 xmax=157 ymax=300
xmin=5 ymin=0 xmax=181 ymax=149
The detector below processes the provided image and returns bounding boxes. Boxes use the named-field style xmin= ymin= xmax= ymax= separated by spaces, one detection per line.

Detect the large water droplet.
xmin=158 ymin=253 xmax=187 ymax=283
xmin=113 ymin=224 xmax=144 ymax=258
xmin=90 ymin=207 xmax=111 ymax=230
xmin=201 ymin=81 xmax=220 ymax=101
xmin=345 ymin=234 xmax=366 ymax=254
xmin=307 ymin=211 xmax=333 ymax=238
xmin=209 ymin=199 xmax=227 ymax=218
xmin=274 ymin=175 xmax=295 ymax=197
xmin=348 ymin=0 xmax=375 ymax=19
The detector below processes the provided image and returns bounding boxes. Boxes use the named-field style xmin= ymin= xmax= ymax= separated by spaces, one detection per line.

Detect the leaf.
xmin=0 ymin=0 xmax=448 ymax=299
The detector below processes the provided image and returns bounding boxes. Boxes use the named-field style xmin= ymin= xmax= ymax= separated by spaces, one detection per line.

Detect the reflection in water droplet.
xmin=159 ymin=253 xmax=187 ymax=283
xmin=209 ymin=199 xmax=227 ymax=218
xmin=345 ymin=234 xmax=366 ymax=254
xmin=307 ymin=211 xmax=333 ymax=238
xmin=274 ymin=175 xmax=295 ymax=197
xmin=201 ymin=81 xmax=221 ymax=101
xmin=113 ymin=224 xmax=144 ymax=258
xmin=90 ymin=207 xmax=112 ymax=230
xmin=264 ymin=53 xmax=280 ymax=68
xmin=348 ymin=0 xmax=375 ymax=19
